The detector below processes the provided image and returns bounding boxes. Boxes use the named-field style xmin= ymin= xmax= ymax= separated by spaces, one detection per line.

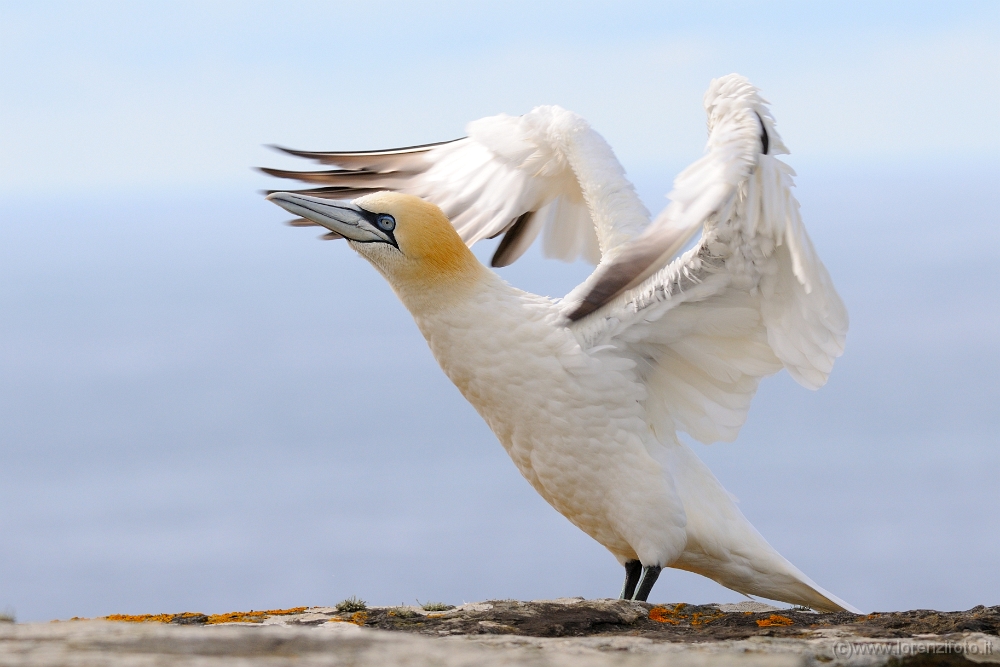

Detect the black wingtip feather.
xmin=491 ymin=212 xmax=535 ymax=268
xmin=272 ymin=138 xmax=464 ymax=160
xmin=262 ymin=186 xmax=384 ymax=200
xmin=754 ymin=111 xmax=769 ymax=155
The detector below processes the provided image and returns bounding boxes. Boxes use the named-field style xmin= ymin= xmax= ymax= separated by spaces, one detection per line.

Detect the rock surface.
xmin=1 ymin=599 xmax=997 ymax=666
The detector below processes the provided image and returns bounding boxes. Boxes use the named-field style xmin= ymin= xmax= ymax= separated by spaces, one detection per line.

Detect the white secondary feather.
xmin=429 ymin=105 xmax=650 ymax=261
xmin=265 ymin=73 xmax=855 ymax=613
xmin=264 ymin=105 xmax=649 ymax=266
xmin=569 ymin=75 xmax=847 ymax=443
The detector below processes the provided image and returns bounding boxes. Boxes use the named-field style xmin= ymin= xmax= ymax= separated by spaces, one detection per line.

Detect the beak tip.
xmin=263 ymin=194 xmax=378 ymax=244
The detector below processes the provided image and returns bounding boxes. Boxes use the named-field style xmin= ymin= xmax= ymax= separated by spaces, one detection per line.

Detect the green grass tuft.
xmin=419 ymin=601 xmax=455 ymax=612
xmin=335 ymin=596 xmax=367 ymax=613
xmin=389 ymin=605 xmax=417 ymax=618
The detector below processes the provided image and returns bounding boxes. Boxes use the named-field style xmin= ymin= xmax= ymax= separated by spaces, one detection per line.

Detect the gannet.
xmin=263 ymin=74 xmax=857 ymax=612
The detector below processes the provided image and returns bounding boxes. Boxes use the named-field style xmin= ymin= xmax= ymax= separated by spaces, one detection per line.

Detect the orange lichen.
xmin=205 ymin=607 xmax=308 ymax=625
xmin=689 ymin=610 xmax=724 ymax=626
xmin=267 ymin=607 xmax=309 ymax=616
xmin=648 ymin=609 xmax=680 ymax=624
xmin=104 ymin=614 xmax=181 ymax=623
xmin=101 ymin=607 xmax=308 ymax=625
xmin=649 ymin=604 xmax=688 ymax=624
xmin=756 ymin=614 xmax=794 ymax=627
xmin=323 ymin=611 xmax=368 ymax=627
xmin=647 ymin=604 xmax=723 ymax=626
xmin=206 ymin=611 xmax=266 ymax=624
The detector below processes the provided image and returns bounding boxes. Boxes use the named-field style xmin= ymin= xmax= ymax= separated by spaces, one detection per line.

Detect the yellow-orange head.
xmin=267 ymin=191 xmax=486 ymax=312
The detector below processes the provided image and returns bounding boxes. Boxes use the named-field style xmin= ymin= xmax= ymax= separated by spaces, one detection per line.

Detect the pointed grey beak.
xmin=266 ymin=193 xmax=395 ymax=245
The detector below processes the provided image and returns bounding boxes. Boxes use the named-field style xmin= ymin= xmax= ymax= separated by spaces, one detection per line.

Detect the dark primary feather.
xmin=285 ymin=218 xmax=320 ymax=227
xmin=570 ymin=110 xmax=773 ymax=321
xmin=260 ymin=132 xmax=586 ymax=267
xmin=271 ymin=138 xmax=463 ymax=168
xmin=754 ymin=112 xmax=769 ymax=155
xmin=271 ymin=137 xmax=465 ymax=164
xmin=257 ymin=167 xmax=412 ymax=188
xmin=265 ymin=186 xmax=384 ymax=200
xmin=257 ymin=164 xmax=412 ymax=200
xmin=259 ymin=139 xmax=465 ymax=203
xmin=491 ymin=211 xmax=536 ymax=268
xmin=567 ymin=223 xmax=698 ymax=321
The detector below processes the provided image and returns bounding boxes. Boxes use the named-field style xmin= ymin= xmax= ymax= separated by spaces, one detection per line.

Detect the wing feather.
xmin=261 ymin=107 xmax=649 ymax=266
xmin=568 ymin=74 xmax=846 ymax=445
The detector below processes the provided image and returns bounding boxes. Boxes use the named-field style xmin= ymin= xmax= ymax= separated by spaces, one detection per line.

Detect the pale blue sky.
xmin=1 ymin=1 xmax=998 ymax=621
xmin=2 ymin=1 xmax=998 ymax=192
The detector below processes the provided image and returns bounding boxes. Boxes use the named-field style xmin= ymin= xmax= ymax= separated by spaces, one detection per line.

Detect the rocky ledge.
xmin=1 ymin=599 xmax=997 ymax=666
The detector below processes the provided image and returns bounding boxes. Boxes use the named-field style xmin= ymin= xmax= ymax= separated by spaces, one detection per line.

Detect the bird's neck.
xmin=385 ymin=258 xmax=496 ymax=320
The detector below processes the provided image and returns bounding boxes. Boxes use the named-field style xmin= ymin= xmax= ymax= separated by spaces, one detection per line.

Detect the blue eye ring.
xmin=375 ymin=214 xmax=396 ymax=232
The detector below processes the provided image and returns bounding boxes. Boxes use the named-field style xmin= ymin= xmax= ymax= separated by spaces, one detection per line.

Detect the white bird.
xmin=263 ymin=74 xmax=857 ymax=613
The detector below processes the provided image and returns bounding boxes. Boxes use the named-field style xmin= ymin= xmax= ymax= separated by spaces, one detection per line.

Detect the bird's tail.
xmin=673 ymin=545 xmax=860 ymax=614
xmin=659 ymin=440 xmax=860 ymax=614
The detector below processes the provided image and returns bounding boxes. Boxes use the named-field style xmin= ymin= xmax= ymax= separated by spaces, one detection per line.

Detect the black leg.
xmin=619 ymin=560 xmax=642 ymax=600
xmin=632 ymin=565 xmax=662 ymax=602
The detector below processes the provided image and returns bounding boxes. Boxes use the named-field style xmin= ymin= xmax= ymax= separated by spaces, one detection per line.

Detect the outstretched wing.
xmin=569 ymin=74 xmax=848 ymax=444
xmin=261 ymin=106 xmax=649 ymax=267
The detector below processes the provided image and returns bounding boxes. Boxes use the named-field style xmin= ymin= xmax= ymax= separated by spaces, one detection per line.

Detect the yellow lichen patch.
xmin=101 ymin=607 xmax=309 ymax=625
xmin=206 ymin=611 xmax=267 ymax=624
xmin=263 ymin=607 xmax=308 ymax=617
xmin=324 ymin=610 xmax=368 ymax=626
xmin=104 ymin=614 xmax=182 ymax=623
xmin=756 ymin=614 xmax=794 ymax=627
xmin=689 ymin=610 xmax=724 ymax=626
xmin=205 ymin=607 xmax=307 ymax=625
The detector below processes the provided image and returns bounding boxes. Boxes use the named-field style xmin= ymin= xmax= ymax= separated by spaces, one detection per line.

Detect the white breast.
xmin=409 ymin=274 xmax=688 ymax=566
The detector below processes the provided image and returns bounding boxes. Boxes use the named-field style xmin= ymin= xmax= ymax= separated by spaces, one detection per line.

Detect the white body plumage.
xmin=265 ymin=74 xmax=857 ymax=613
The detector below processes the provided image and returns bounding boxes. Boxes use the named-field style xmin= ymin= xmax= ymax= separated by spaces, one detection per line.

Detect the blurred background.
xmin=1 ymin=1 xmax=997 ymax=621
